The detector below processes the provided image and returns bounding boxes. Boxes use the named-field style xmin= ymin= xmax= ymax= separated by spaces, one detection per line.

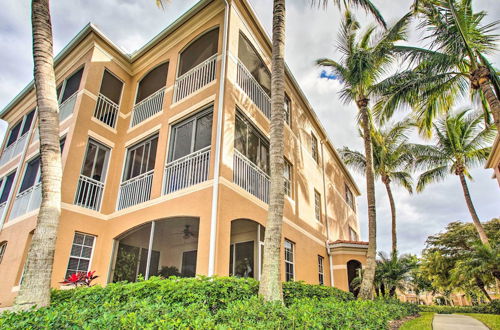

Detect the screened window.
xmin=0 ymin=172 xmax=16 ymax=204
xmin=81 ymin=140 xmax=110 ymax=182
xmin=238 ymin=33 xmax=271 ymax=96
xmin=178 ymin=28 xmax=219 ymax=76
xmin=5 ymin=109 xmax=35 ymax=147
xmin=57 ymin=68 xmax=84 ymax=103
xmin=234 ymin=112 xmax=269 ymax=174
xmin=349 ymin=227 xmax=359 ymax=241
xmin=314 ymin=189 xmax=322 ymax=223
xmin=284 ymin=95 xmax=291 ymax=126
xmin=19 ymin=157 xmax=41 ymax=193
xmin=99 ymin=69 xmax=123 ymax=105
xmin=345 ymin=183 xmax=355 ymax=211
xmin=311 ymin=133 xmax=319 ymax=163
xmin=284 ymin=159 xmax=292 ymax=197
xmin=0 ymin=241 xmax=6 ymax=264
xmin=135 ymin=63 xmax=168 ymax=103
xmin=284 ymin=239 xmax=295 ymax=281
xmin=123 ymin=135 xmax=158 ymax=181
xmin=169 ymin=108 xmax=213 ymax=162
xmin=318 ymin=255 xmax=324 ymax=285
xmin=65 ymin=233 xmax=95 ymax=278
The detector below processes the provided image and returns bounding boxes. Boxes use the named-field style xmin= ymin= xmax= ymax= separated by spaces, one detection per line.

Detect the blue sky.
xmin=0 ymin=0 xmax=498 ymax=255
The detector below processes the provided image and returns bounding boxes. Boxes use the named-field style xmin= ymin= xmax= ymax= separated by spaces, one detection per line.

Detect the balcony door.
xmin=234 ymin=112 xmax=269 ymax=174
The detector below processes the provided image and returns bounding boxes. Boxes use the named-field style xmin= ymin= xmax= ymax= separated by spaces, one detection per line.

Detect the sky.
xmin=0 ymin=0 xmax=499 ymax=255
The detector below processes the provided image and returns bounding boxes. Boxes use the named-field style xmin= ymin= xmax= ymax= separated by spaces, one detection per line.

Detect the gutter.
xmin=320 ymin=140 xmax=334 ymax=287
xmin=207 ymin=0 xmax=230 ymax=276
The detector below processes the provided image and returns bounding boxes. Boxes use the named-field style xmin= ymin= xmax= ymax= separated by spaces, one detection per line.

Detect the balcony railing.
xmin=173 ymin=55 xmax=217 ymax=103
xmin=59 ymin=93 xmax=78 ymax=122
xmin=0 ymin=133 xmax=28 ymax=167
xmin=131 ymin=87 xmax=166 ymax=127
xmin=117 ymin=170 xmax=154 ymax=210
xmin=94 ymin=94 xmax=119 ymax=128
xmin=233 ymin=150 xmax=270 ymax=203
xmin=74 ymin=175 xmax=105 ymax=211
xmin=9 ymin=183 xmax=42 ymax=220
xmin=236 ymin=60 xmax=271 ymax=119
xmin=164 ymin=147 xmax=211 ymax=195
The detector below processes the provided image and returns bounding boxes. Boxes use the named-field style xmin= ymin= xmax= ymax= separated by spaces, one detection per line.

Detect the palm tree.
xmin=15 ymin=0 xmax=63 ymax=309
xmin=339 ymin=120 xmax=414 ymax=255
xmin=375 ymin=252 xmax=418 ymax=297
xmin=374 ymin=0 xmax=500 ymax=135
xmin=414 ymin=109 xmax=495 ymax=245
xmin=317 ymin=11 xmax=412 ymax=299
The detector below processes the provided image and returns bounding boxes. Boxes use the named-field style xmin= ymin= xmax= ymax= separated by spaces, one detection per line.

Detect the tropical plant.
xmin=15 ymin=0 xmax=64 ymax=309
xmin=317 ymin=10 xmax=412 ymax=299
xmin=374 ymin=252 xmax=418 ymax=297
xmin=413 ymin=109 xmax=495 ymax=245
xmin=339 ymin=120 xmax=414 ymax=255
xmin=61 ymin=271 xmax=99 ymax=287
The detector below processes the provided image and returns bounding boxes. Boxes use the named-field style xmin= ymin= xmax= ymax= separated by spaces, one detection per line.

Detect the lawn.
xmin=459 ymin=313 xmax=500 ymax=330
xmin=399 ymin=312 xmax=434 ymax=330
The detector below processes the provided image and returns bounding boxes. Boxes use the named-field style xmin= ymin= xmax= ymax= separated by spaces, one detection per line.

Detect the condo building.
xmin=0 ymin=0 xmax=367 ymax=307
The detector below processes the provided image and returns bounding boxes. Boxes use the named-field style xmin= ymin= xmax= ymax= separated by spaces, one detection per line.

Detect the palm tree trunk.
xmin=357 ymin=100 xmax=377 ymax=300
xmin=259 ymin=0 xmax=286 ymax=303
xmin=457 ymin=172 xmax=490 ymax=246
xmin=15 ymin=0 xmax=62 ymax=309
xmin=475 ymin=277 xmax=492 ymax=302
xmin=383 ymin=179 xmax=397 ymax=256
xmin=473 ymin=66 xmax=500 ymax=134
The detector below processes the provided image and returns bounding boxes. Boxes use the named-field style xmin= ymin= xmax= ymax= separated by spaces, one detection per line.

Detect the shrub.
xmin=282 ymin=280 xmax=354 ymax=304
xmin=419 ymin=300 xmax=499 ymax=314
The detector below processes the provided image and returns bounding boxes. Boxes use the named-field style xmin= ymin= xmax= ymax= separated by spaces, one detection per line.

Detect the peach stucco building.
xmin=0 ymin=0 xmax=367 ymax=307
xmin=486 ymin=133 xmax=500 ymax=187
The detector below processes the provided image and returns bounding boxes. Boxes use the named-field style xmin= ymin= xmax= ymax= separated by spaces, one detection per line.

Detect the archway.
xmin=111 ymin=217 xmax=199 ymax=282
xmin=229 ymin=219 xmax=265 ymax=280
xmin=347 ymin=259 xmax=362 ymax=297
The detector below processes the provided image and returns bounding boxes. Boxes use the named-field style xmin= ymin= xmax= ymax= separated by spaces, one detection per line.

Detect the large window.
xmin=0 ymin=171 xmax=16 ymax=204
xmin=57 ymin=67 xmax=84 ymax=104
xmin=66 ymin=233 xmax=95 ymax=278
xmin=5 ymin=109 xmax=35 ymax=148
xmin=284 ymin=239 xmax=295 ymax=281
xmin=168 ymin=108 xmax=213 ymax=162
xmin=345 ymin=183 xmax=355 ymax=211
xmin=178 ymin=28 xmax=219 ymax=76
xmin=123 ymin=135 xmax=158 ymax=181
xmin=234 ymin=112 xmax=269 ymax=174
xmin=81 ymin=140 xmax=110 ymax=182
xmin=284 ymin=159 xmax=292 ymax=197
xmin=135 ymin=63 xmax=168 ymax=103
xmin=238 ymin=33 xmax=271 ymax=96
xmin=314 ymin=189 xmax=322 ymax=223
xmin=311 ymin=133 xmax=319 ymax=163
xmin=318 ymin=255 xmax=324 ymax=285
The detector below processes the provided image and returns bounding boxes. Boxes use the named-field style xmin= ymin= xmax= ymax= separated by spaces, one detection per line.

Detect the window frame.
xmin=80 ymin=139 xmax=111 ymax=183
xmin=349 ymin=227 xmax=359 ymax=241
xmin=65 ymin=232 xmax=96 ymax=278
xmin=284 ymin=94 xmax=291 ymax=126
xmin=0 ymin=241 xmax=6 ymax=264
xmin=5 ymin=109 xmax=36 ymax=148
xmin=318 ymin=255 xmax=324 ymax=285
xmin=314 ymin=189 xmax=322 ymax=223
xmin=345 ymin=183 xmax=355 ymax=212
xmin=177 ymin=27 xmax=220 ymax=78
xmin=0 ymin=171 xmax=16 ymax=204
xmin=57 ymin=66 xmax=84 ymax=104
xmin=98 ymin=68 xmax=124 ymax=106
xmin=284 ymin=158 xmax=292 ymax=198
xmin=311 ymin=133 xmax=319 ymax=163
xmin=284 ymin=239 xmax=295 ymax=281
xmin=237 ymin=32 xmax=271 ymax=96
xmin=134 ymin=62 xmax=169 ymax=104
xmin=122 ymin=134 xmax=159 ymax=182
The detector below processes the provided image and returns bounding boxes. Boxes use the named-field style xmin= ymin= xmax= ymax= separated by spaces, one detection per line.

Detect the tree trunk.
xmin=357 ymin=100 xmax=377 ymax=300
xmin=383 ymin=179 xmax=397 ymax=256
xmin=473 ymin=66 xmax=500 ymax=134
xmin=475 ymin=277 xmax=492 ymax=302
xmin=15 ymin=0 xmax=62 ymax=309
xmin=259 ymin=0 xmax=286 ymax=303
xmin=457 ymin=172 xmax=490 ymax=246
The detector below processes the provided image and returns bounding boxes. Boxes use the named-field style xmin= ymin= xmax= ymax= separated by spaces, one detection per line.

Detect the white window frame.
xmin=284 ymin=158 xmax=292 ymax=197
xmin=284 ymin=239 xmax=295 ymax=281
xmin=318 ymin=255 xmax=324 ymax=285
xmin=80 ymin=139 xmax=111 ymax=182
xmin=314 ymin=189 xmax=322 ymax=223
xmin=57 ymin=66 xmax=84 ymax=104
xmin=122 ymin=134 xmax=158 ymax=182
xmin=345 ymin=183 xmax=355 ymax=212
xmin=284 ymin=95 xmax=291 ymax=126
xmin=4 ymin=109 xmax=35 ymax=149
xmin=311 ymin=133 xmax=319 ymax=163
xmin=65 ymin=232 xmax=96 ymax=278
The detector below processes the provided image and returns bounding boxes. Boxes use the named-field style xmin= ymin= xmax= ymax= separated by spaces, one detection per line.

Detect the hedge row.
xmin=419 ymin=300 xmax=500 ymax=314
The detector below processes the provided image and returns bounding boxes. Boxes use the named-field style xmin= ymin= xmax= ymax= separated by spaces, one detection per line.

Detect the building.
xmin=486 ymin=133 xmax=500 ymax=187
xmin=0 ymin=0 xmax=366 ymax=307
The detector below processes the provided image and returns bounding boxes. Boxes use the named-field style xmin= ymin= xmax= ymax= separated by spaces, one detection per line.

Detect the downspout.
xmin=208 ymin=0 xmax=230 ymax=276
xmin=320 ymin=140 xmax=334 ymax=287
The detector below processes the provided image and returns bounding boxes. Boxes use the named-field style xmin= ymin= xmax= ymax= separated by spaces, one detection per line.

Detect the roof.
xmin=328 ymin=240 xmax=369 ymax=250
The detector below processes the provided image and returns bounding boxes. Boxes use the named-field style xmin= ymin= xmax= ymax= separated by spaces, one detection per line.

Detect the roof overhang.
xmin=328 ymin=240 xmax=369 ymax=254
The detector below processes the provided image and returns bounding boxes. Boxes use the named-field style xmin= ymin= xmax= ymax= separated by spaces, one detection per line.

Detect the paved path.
xmin=433 ymin=314 xmax=489 ymax=330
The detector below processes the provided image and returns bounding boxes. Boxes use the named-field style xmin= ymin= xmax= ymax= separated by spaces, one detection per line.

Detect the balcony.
xmin=131 ymin=87 xmax=166 ymax=127
xmin=233 ymin=150 xmax=270 ymax=203
xmin=0 ymin=133 xmax=28 ymax=167
xmin=164 ymin=147 xmax=211 ymax=195
xmin=74 ymin=175 xmax=105 ymax=211
xmin=9 ymin=183 xmax=42 ymax=220
xmin=236 ymin=60 xmax=271 ymax=119
xmin=117 ymin=170 xmax=154 ymax=210
xmin=173 ymin=54 xmax=217 ymax=103
xmin=59 ymin=93 xmax=78 ymax=122
xmin=93 ymin=94 xmax=119 ymax=128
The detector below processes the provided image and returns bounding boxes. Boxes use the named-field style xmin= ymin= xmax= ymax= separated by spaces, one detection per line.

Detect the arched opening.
xmin=135 ymin=62 xmax=169 ymax=104
xmin=229 ymin=219 xmax=265 ymax=279
xmin=347 ymin=259 xmax=362 ymax=297
xmin=178 ymin=28 xmax=219 ymax=76
xmin=111 ymin=217 xmax=199 ymax=282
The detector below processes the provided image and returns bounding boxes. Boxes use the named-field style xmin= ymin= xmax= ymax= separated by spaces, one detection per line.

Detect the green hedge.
xmin=419 ymin=300 xmax=499 ymax=314
xmin=0 ymin=277 xmax=418 ymax=329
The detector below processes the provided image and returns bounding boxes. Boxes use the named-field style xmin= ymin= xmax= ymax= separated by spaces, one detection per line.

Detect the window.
xmin=65 ymin=233 xmax=95 ymax=278
xmin=345 ymin=183 xmax=355 ymax=211
xmin=314 ymin=189 xmax=322 ymax=223
xmin=284 ymin=159 xmax=292 ymax=197
xmin=0 ymin=242 xmax=6 ymax=264
xmin=5 ymin=109 xmax=35 ymax=148
xmin=229 ymin=241 xmax=254 ymax=278
xmin=349 ymin=227 xmax=358 ymax=241
xmin=284 ymin=239 xmax=295 ymax=281
xmin=238 ymin=33 xmax=271 ymax=96
xmin=81 ymin=140 xmax=110 ymax=182
xmin=284 ymin=95 xmax=291 ymax=126
xmin=178 ymin=28 xmax=219 ymax=76
xmin=135 ymin=63 xmax=168 ymax=103
xmin=99 ymin=69 xmax=123 ymax=105
xmin=19 ymin=157 xmax=41 ymax=193
xmin=0 ymin=171 xmax=16 ymax=204
xmin=123 ymin=135 xmax=158 ymax=181
xmin=234 ymin=111 xmax=269 ymax=173
xmin=57 ymin=67 xmax=84 ymax=104
xmin=169 ymin=108 xmax=213 ymax=162
xmin=311 ymin=133 xmax=319 ymax=163
xmin=318 ymin=255 xmax=324 ymax=285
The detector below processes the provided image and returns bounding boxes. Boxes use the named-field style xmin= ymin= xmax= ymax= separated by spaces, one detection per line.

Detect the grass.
xmin=459 ymin=313 xmax=500 ymax=330
xmin=399 ymin=312 xmax=434 ymax=330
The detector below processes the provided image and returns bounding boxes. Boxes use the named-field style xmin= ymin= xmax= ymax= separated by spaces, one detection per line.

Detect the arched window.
xmin=135 ymin=63 xmax=169 ymax=103
xmin=178 ymin=28 xmax=219 ymax=76
xmin=238 ymin=33 xmax=271 ymax=96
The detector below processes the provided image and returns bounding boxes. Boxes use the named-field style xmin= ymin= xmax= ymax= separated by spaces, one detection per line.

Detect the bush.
xmin=419 ymin=300 xmax=500 ymax=314
xmin=0 ymin=277 xmax=417 ymax=329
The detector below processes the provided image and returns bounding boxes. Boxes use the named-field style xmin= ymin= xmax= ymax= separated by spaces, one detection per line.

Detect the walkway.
xmin=433 ymin=314 xmax=488 ymax=330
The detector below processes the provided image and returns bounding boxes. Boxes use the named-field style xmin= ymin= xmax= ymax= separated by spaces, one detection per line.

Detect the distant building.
xmin=486 ymin=134 xmax=500 ymax=187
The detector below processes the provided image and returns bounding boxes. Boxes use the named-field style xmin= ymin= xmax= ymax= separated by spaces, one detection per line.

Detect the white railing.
xmin=233 ymin=150 xmax=270 ymax=203
xmin=236 ymin=60 xmax=271 ymax=119
xmin=59 ymin=93 xmax=78 ymax=122
xmin=164 ymin=147 xmax=211 ymax=194
xmin=0 ymin=133 xmax=28 ymax=167
xmin=173 ymin=55 xmax=217 ymax=103
xmin=74 ymin=175 xmax=105 ymax=211
xmin=94 ymin=94 xmax=119 ymax=128
xmin=117 ymin=170 xmax=154 ymax=210
xmin=9 ymin=182 xmax=42 ymax=220
xmin=0 ymin=201 xmax=7 ymax=220
xmin=131 ymin=87 xmax=166 ymax=127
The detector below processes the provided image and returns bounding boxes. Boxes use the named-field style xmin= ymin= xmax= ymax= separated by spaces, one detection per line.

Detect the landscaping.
xmin=399 ymin=312 xmax=434 ymax=330
xmin=0 ymin=277 xmax=418 ymax=329
xmin=459 ymin=313 xmax=500 ymax=330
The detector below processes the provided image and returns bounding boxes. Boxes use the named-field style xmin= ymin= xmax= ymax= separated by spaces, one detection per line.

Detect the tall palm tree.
xmin=339 ymin=120 xmax=414 ymax=255
xmin=414 ymin=109 xmax=495 ymax=245
xmin=375 ymin=252 xmax=417 ymax=297
xmin=317 ymin=11 xmax=412 ymax=299
xmin=15 ymin=0 xmax=63 ymax=309
xmin=374 ymin=0 xmax=500 ymax=135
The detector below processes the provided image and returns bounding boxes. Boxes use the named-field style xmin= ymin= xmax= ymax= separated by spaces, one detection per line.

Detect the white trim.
xmin=168 ymin=95 xmax=216 ymax=124
xmin=87 ymin=130 xmax=116 ymax=148
xmin=171 ymin=81 xmax=217 ymax=107
xmin=90 ymin=117 xmax=118 ymax=134
xmin=332 ymin=265 xmax=347 ymax=270
xmin=124 ymin=124 xmax=162 ymax=148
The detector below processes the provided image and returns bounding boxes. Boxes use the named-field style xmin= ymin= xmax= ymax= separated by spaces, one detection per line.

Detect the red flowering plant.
xmin=61 ymin=271 xmax=98 ymax=287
